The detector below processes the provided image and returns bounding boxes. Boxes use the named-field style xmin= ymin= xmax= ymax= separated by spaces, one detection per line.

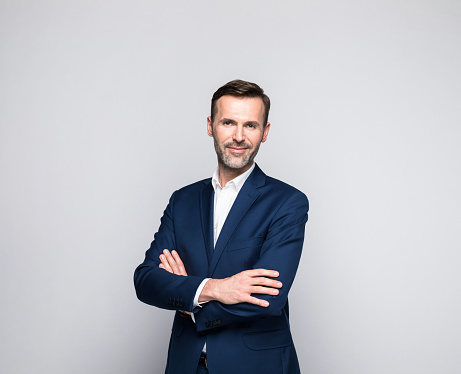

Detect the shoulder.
xmin=264 ymin=175 xmax=303 ymax=193
xmin=263 ymin=175 xmax=308 ymax=205
xmin=258 ymin=175 xmax=309 ymax=236
xmin=250 ymin=164 xmax=308 ymax=202
xmin=168 ymin=178 xmax=211 ymax=203
xmin=176 ymin=178 xmax=210 ymax=193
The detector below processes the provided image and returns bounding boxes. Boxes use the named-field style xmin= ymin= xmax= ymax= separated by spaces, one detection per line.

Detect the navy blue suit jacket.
xmin=134 ymin=164 xmax=309 ymax=374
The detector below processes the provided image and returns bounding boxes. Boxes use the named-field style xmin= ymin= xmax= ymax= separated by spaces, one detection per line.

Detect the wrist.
xmin=199 ymin=278 xmax=219 ymax=303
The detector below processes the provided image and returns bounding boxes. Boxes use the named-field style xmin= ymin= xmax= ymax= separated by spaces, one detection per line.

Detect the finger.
xmin=252 ymin=277 xmax=283 ymax=288
xmin=163 ymin=249 xmax=181 ymax=274
xmin=250 ymin=286 xmax=280 ymax=296
xmin=171 ymin=250 xmax=188 ymax=276
xmin=246 ymin=269 xmax=279 ymax=278
xmin=159 ymin=254 xmax=173 ymax=273
xmin=245 ymin=295 xmax=270 ymax=307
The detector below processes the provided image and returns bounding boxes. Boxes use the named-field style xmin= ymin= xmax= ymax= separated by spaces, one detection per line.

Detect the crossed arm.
xmin=135 ymin=189 xmax=308 ymax=331
xmin=159 ymin=249 xmax=282 ymax=308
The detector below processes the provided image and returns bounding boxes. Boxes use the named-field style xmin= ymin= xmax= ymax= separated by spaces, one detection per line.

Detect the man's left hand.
xmin=159 ymin=249 xmax=191 ymax=316
xmin=159 ymin=249 xmax=188 ymax=276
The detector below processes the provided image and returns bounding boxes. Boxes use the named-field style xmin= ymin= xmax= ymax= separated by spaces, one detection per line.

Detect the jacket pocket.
xmin=227 ymin=236 xmax=263 ymax=251
xmin=242 ymin=328 xmax=292 ymax=350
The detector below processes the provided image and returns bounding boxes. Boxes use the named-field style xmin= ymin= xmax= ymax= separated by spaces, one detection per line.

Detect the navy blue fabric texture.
xmin=134 ymin=164 xmax=309 ymax=374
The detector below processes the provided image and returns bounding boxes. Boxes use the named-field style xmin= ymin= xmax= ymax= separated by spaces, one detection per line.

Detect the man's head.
xmin=207 ymin=80 xmax=271 ymax=173
xmin=210 ymin=80 xmax=271 ymax=128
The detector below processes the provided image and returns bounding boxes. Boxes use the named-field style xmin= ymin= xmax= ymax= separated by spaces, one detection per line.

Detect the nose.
xmin=233 ymin=125 xmax=245 ymax=143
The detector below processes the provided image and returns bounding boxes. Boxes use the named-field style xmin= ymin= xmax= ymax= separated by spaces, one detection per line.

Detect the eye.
xmin=245 ymin=123 xmax=256 ymax=129
xmin=223 ymin=121 xmax=232 ymax=126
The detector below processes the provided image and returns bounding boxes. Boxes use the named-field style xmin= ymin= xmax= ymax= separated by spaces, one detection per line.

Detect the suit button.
xmin=168 ymin=301 xmax=173 ymax=306
xmin=178 ymin=303 xmax=184 ymax=308
xmin=205 ymin=322 xmax=210 ymax=328
xmin=216 ymin=319 xmax=222 ymax=325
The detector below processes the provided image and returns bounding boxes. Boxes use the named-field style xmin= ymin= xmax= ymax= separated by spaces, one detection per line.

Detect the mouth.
xmin=227 ymin=147 xmax=248 ymax=154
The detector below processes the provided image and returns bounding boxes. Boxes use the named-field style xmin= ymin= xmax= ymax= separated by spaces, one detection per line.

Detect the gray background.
xmin=1 ymin=0 xmax=460 ymax=373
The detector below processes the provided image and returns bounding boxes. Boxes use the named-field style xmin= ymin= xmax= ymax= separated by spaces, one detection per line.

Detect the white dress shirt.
xmin=193 ymin=162 xmax=255 ymax=305
xmin=211 ymin=163 xmax=255 ymax=245
xmin=192 ymin=163 xmax=255 ymax=352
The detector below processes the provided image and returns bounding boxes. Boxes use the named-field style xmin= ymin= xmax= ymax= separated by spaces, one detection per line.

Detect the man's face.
xmin=207 ymin=95 xmax=270 ymax=172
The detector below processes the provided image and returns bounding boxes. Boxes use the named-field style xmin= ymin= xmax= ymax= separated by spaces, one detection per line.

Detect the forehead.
xmin=215 ymin=95 xmax=265 ymax=123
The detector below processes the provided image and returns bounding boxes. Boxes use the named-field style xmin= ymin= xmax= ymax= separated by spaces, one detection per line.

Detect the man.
xmin=134 ymin=80 xmax=309 ymax=374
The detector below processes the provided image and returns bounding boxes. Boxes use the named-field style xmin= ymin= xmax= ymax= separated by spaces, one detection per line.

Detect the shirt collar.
xmin=211 ymin=163 xmax=255 ymax=193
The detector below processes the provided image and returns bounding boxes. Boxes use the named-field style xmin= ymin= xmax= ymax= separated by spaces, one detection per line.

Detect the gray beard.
xmin=213 ymin=137 xmax=261 ymax=171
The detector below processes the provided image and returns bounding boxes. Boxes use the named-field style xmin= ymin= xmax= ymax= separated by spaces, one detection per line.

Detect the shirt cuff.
xmin=193 ymin=278 xmax=211 ymax=308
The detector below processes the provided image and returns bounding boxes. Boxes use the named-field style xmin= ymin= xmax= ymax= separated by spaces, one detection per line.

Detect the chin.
xmin=225 ymin=158 xmax=251 ymax=170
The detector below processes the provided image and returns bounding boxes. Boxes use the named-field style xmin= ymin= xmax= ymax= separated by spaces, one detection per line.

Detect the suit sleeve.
xmin=134 ymin=192 xmax=206 ymax=312
xmin=193 ymin=191 xmax=309 ymax=332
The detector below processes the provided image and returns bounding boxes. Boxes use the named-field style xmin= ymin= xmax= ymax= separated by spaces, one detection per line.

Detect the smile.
xmin=227 ymin=147 xmax=248 ymax=154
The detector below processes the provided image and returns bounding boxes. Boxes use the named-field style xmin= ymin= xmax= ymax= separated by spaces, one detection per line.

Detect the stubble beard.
xmin=213 ymin=136 xmax=261 ymax=171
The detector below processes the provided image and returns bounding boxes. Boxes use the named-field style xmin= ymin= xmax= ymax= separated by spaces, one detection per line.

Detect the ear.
xmin=261 ymin=122 xmax=270 ymax=143
xmin=207 ymin=116 xmax=213 ymax=137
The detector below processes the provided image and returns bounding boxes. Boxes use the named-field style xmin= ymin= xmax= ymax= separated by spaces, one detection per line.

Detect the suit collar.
xmin=200 ymin=162 xmax=266 ymax=189
xmin=211 ymin=162 xmax=256 ymax=193
xmin=244 ymin=163 xmax=266 ymax=189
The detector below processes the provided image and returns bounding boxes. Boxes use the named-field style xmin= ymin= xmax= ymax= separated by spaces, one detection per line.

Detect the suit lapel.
xmin=207 ymin=165 xmax=266 ymax=277
xmin=199 ymin=180 xmax=214 ymax=264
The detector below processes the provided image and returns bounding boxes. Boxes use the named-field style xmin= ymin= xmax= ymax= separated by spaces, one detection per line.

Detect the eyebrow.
xmin=244 ymin=121 xmax=261 ymax=128
xmin=219 ymin=118 xmax=238 ymax=125
xmin=219 ymin=118 xmax=261 ymax=127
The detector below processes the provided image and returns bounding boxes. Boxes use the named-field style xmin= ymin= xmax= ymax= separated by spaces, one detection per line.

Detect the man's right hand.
xmin=199 ymin=269 xmax=282 ymax=307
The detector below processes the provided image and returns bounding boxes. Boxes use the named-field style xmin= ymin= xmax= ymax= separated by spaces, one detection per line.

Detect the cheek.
xmin=215 ymin=128 xmax=233 ymax=142
xmin=248 ymin=133 xmax=263 ymax=146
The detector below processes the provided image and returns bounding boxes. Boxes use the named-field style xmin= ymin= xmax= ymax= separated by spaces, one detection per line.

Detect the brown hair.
xmin=210 ymin=79 xmax=271 ymax=127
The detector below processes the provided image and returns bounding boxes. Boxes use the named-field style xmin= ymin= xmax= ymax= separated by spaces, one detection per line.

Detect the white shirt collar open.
xmin=211 ymin=163 xmax=255 ymax=193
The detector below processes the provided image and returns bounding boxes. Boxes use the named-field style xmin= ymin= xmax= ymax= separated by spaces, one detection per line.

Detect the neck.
xmin=217 ymin=161 xmax=254 ymax=187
